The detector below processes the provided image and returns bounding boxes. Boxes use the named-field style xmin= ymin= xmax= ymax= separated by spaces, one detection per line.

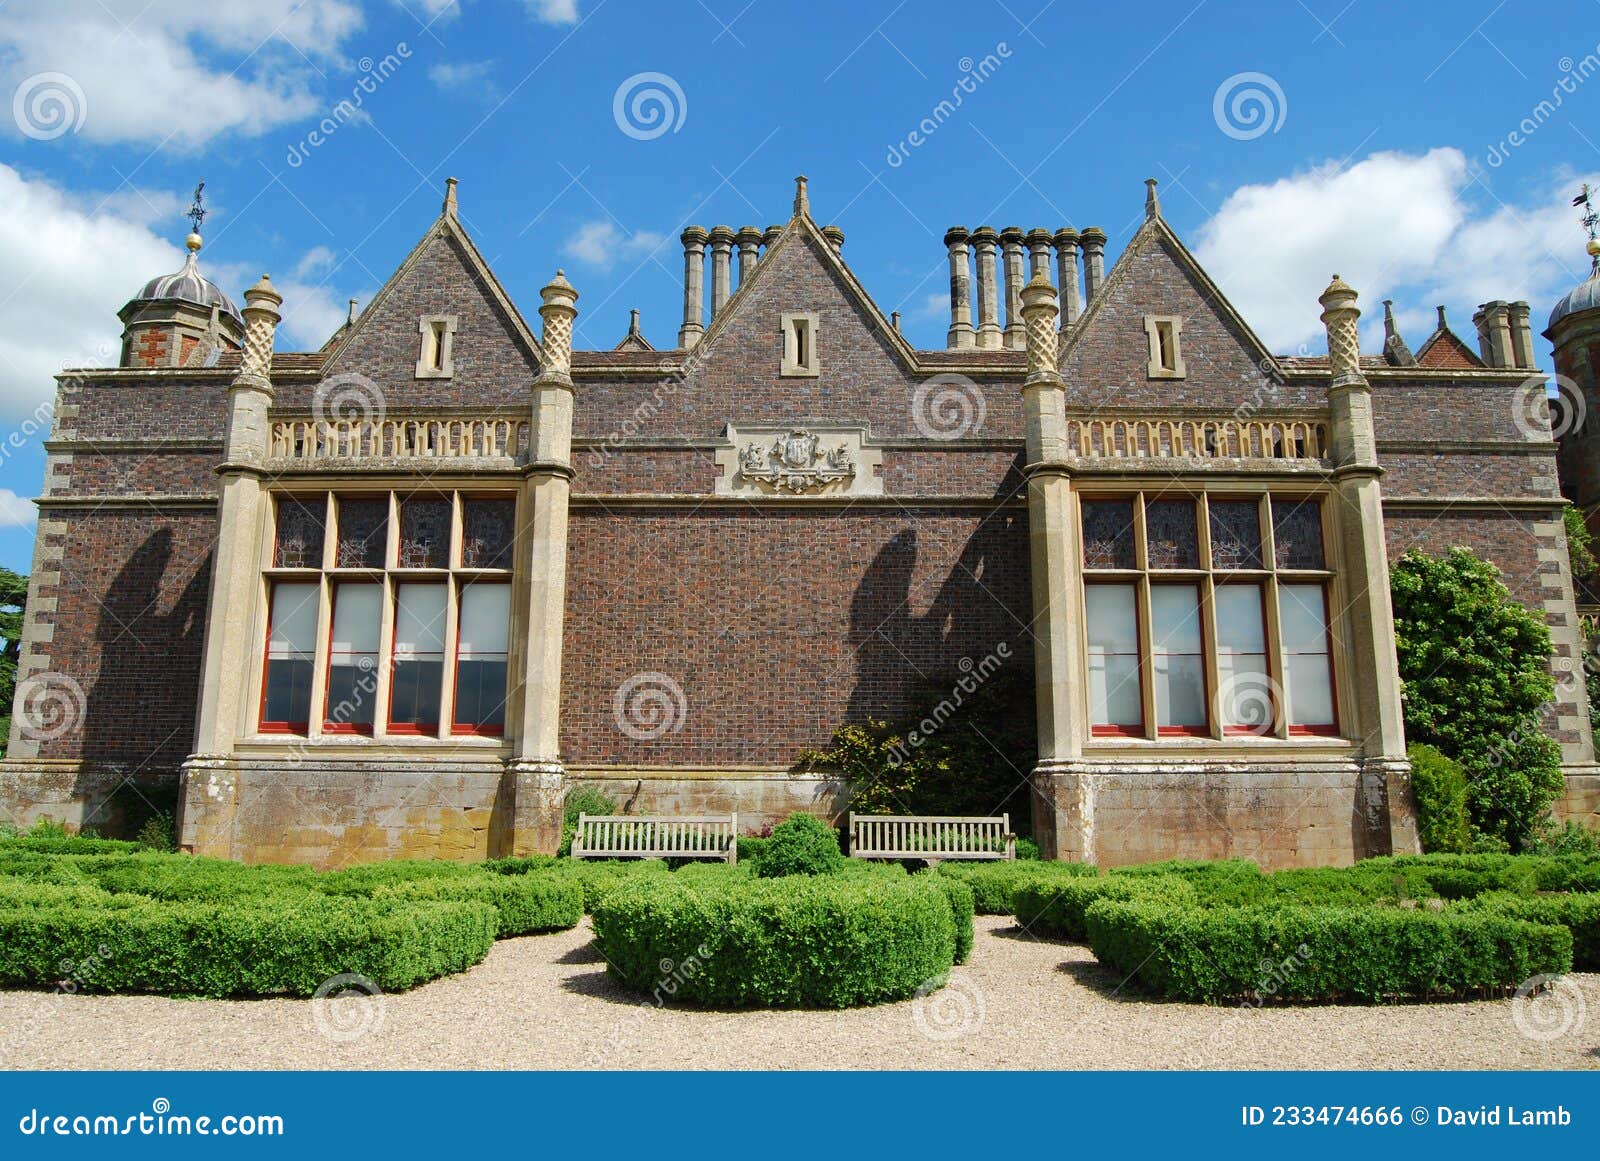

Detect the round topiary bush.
xmin=755 ymin=812 xmax=844 ymax=878
xmin=590 ymin=873 xmax=957 ymax=1007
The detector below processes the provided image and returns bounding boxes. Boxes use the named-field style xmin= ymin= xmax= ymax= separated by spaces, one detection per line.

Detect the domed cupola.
xmin=117 ymin=182 xmax=244 ymax=368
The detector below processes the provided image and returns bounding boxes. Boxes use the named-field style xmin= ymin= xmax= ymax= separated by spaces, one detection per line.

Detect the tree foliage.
xmin=1390 ymin=548 xmax=1563 ymax=849
xmin=0 ymin=568 xmax=25 ymax=755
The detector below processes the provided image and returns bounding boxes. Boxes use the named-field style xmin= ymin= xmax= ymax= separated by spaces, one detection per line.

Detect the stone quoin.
xmin=2 ymin=175 xmax=1596 ymax=868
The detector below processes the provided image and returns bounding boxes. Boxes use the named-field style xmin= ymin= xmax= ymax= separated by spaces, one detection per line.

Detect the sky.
xmin=0 ymin=0 xmax=1598 ymax=575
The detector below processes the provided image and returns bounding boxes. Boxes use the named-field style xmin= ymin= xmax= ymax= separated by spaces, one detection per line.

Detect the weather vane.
xmin=1574 ymin=183 xmax=1599 ymax=274
xmin=187 ymin=180 xmax=206 ymax=236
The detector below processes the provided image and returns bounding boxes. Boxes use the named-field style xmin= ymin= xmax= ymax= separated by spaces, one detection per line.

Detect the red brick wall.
xmin=560 ymin=505 xmax=1032 ymax=767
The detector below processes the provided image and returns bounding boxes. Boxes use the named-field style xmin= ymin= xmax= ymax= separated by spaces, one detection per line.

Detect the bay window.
xmin=1080 ymin=491 xmax=1339 ymax=740
xmin=260 ymin=490 xmax=516 ymax=739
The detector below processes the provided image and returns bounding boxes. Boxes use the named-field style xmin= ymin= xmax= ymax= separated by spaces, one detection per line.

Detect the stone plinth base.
xmin=1556 ymin=766 xmax=1600 ymax=828
xmin=0 ymin=758 xmax=177 ymax=837
xmin=1030 ymin=755 xmax=1419 ymax=869
xmin=176 ymin=754 xmax=567 ymax=868
xmin=568 ymin=767 xmax=849 ymax=831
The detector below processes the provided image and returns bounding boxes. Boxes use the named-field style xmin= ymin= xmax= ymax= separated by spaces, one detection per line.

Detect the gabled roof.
xmin=1059 ymin=208 xmax=1285 ymax=380
xmin=1415 ymin=306 xmax=1485 ymax=370
xmin=320 ymin=179 xmax=544 ymax=370
xmin=689 ymin=183 xmax=921 ymax=373
xmin=613 ymin=309 xmax=655 ymax=352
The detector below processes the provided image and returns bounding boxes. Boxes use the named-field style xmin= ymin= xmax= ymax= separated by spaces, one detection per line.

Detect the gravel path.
xmin=1 ymin=916 xmax=1596 ymax=1070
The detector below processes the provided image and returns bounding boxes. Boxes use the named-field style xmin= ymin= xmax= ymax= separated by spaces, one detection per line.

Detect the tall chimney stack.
xmin=1080 ymin=228 xmax=1107 ymax=306
xmin=1507 ymin=300 xmax=1536 ymax=367
xmin=1001 ymin=226 xmax=1026 ymax=350
xmin=1475 ymin=300 xmax=1513 ymax=367
xmin=1053 ymin=228 xmax=1081 ymax=327
xmin=708 ymin=226 xmax=735 ymax=318
xmin=944 ymin=227 xmax=975 ymax=349
xmin=735 ymin=226 xmax=761 ymax=285
xmin=972 ymin=227 xmax=1002 ymax=350
xmin=678 ymin=226 xmax=708 ymax=349
xmin=1026 ymin=229 xmax=1053 ymax=279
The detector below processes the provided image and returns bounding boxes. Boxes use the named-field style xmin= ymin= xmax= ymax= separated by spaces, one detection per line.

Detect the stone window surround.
xmin=1078 ymin=487 xmax=1342 ymax=744
xmin=1144 ymin=314 xmax=1186 ymax=379
xmin=416 ymin=314 xmax=458 ymax=379
xmin=780 ymin=311 xmax=819 ymax=377
xmin=256 ymin=488 xmax=517 ymax=742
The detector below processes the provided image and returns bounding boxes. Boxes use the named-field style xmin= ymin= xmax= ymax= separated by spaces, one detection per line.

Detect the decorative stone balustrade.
xmin=1063 ymin=416 xmax=1328 ymax=462
xmin=268 ymin=416 xmax=530 ymax=463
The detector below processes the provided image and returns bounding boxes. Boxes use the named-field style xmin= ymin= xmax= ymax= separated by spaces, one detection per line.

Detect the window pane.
xmin=1082 ymin=500 xmax=1136 ymax=569
xmin=274 ymin=497 xmax=325 ymax=568
xmin=336 ymin=498 xmax=388 ymax=568
xmin=399 ymin=497 xmax=452 ymax=568
xmin=1272 ymin=498 xmax=1325 ymax=570
xmin=457 ymin=584 xmax=510 ymax=655
xmin=455 ymin=585 xmax=510 ymax=730
xmin=462 ymin=499 xmax=516 ymax=569
xmin=1208 ymin=499 xmax=1263 ymax=570
xmin=326 ymin=585 xmax=380 ymax=730
xmin=392 ymin=583 xmax=446 ymax=729
xmin=1086 ymin=584 xmax=1142 ymax=728
xmin=1213 ymin=584 xmax=1271 ymax=733
xmin=1280 ymin=584 xmax=1335 ymax=727
xmin=1145 ymin=499 xmax=1199 ymax=569
xmin=264 ymin=582 xmax=318 ymax=726
xmin=1150 ymin=584 xmax=1205 ymax=729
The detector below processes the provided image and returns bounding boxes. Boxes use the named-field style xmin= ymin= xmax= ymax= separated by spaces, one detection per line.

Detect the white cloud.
xmin=0 ymin=489 xmax=37 ymax=529
xmin=0 ymin=1 xmax=366 ymax=148
xmin=428 ymin=59 xmax=497 ymax=98
xmin=0 ymin=166 xmax=353 ymax=422
xmin=527 ymin=0 xmax=580 ymax=23
xmin=562 ymin=221 xmax=667 ymax=271
xmin=1193 ymin=148 xmax=1600 ymax=356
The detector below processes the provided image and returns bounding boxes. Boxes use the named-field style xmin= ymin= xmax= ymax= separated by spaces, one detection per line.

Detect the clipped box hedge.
xmin=591 ymin=873 xmax=957 ymax=1008
xmin=0 ymin=895 xmax=497 ymax=997
xmin=1014 ymin=874 xmax=1196 ymax=941
xmin=925 ymin=873 xmax=975 ymax=964
xmin=936 ymin=860 xmax=1096 ymax=915
xmin=1085 ymin=899 xmax=1572 ymax=1003
xmin=378 ymin=873 xmax=582 ymax=936
xmin=1456 ymin=891 xmax=1600 ymax=971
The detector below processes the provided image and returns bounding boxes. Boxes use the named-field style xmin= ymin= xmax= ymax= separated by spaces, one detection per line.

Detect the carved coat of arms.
xmin=737 ymin=429 xmax=856 ymax=493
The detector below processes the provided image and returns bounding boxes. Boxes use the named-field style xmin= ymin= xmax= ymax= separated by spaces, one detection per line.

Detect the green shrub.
xmin=591 ymin=874 xmax=955 ymax=1008
xmin=936 ymin=860 xmax=1095 ymax=914
xmin=1456 ymin=891 xmax=1600 ymax=971
xmin=0 ymin=835 xmax=145 ymax=856
xmin=1408 ymin=743 xmax=1470 ymax=853
xmin=133 ymin=811 xmax=177 ymax=853
xmin=1013 ymin=874 xmax=1196 ymax=941
xmin=546 ymin=858 xmax=671 ymax=914
xmin=315 ymin=859 xmax=475 ymax=896
xmin=1526 ymin=820 xmax=1600 ymax=857
xmin=755 ymin=813 xmax=844 ymax=878
xmin=561 ymin=787 xmax=617 ymax=857
xmin=1391 ymin=548 xmax=1565 ymax=849
xmin=1015 ymin=837 xmax=1041 ymax=860
xmin=378 ymin=873 xmax=582 ymax=937
xmin=923 ymin=873 xmax=974 ymax=963
xmin=1109 ymin=858 xmax=1263 ymax=886
xmin=76 ymin=854 xmax=321 ymax=902
xmin=480 ymin=855 xmax=558 ymax=875
xmin=1086 ymin=900 xmax=1572 ymax=1002
xmin=736 ymin=836 xmax=770 ymax=865
xmin=0 ymin=895 xmax=497 ymax=997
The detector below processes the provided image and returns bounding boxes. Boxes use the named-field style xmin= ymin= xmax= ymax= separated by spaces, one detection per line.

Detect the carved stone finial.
xmin=538 ymin=268 xmax=579 ymax=377
xmin=1318 ymin=274 xmax=1362 ymax=382
xmin=1144 ymin=178 xmax=1161 ymax=219
xmin=1019 ymin=270 xmax=1061 ymax=378
xmin=443 ymin=176 xmax=459 ymax=219
xmin=793 ymin=174 xmax=809 ymax=217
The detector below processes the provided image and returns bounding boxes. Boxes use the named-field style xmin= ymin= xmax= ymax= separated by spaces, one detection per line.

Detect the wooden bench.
xmin=570 ymin=813 xmax=738 ymax=863
xmin=847 ymin=812 xmax=1015 ymax=864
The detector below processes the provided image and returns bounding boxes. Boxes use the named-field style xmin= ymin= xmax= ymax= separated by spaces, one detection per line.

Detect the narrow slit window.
xmin=1144 ymin=315 xmax=1185 ymax=378
xmin=780 ymin=312 xmax=819 ymax=376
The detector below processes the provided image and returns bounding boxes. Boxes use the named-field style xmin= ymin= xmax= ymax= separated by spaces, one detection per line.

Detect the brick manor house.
xmin=3 ymin=174 xmax=1598 ymax=868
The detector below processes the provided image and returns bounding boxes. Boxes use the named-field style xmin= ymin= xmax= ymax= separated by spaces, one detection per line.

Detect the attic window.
xmin=1144 ymin=315 xmax=1185 ymax=379
xmin=416 ymin=315 xmax=457 ymax=379
xmin=781 ymin=311 xmax=819 ymax=377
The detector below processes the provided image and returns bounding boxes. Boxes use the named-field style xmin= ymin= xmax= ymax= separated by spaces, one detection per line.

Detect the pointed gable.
xmin=320 ymin=193 xmax=542 ymax=407
xmin=1415 ymin=307 xmax=1485 ymax=370
xmin=1058 ymin=216 xmax=1330 ymax=408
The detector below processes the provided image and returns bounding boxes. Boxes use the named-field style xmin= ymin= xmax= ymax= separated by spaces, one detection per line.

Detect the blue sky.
xmin=0 ymin=0 xmax=1597 ymax=574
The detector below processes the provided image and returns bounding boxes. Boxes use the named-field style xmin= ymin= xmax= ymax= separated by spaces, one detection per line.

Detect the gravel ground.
xmin=1 ymin=916 xmax=1596 ymax=1070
